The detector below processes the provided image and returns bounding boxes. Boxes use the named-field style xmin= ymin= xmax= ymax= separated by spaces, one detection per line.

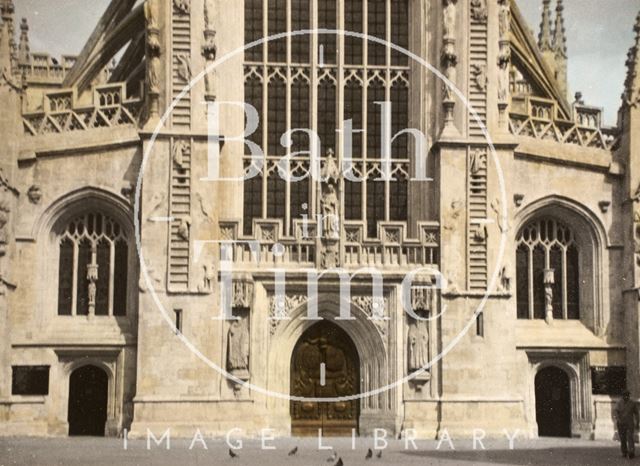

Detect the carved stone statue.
xmin=498 ymin=0 xmax=511 ymax=39
xmin=202 ymin=0 xmax=217 ymax=101
xmin=408 ymin=312 xmax=429 ymax=373
xmin=0 ymin=199 xmax=10 ymax=257
xmin=443 ymin=0 xmax=457 ymax=41
xmin=177 ymin=216 xmax=191 ymax=241
xmin=145 ymin=0 xmax=162 ymax=115
xmin=172 ymin=140 xmax=189 ymax=171
xmin=87 ymin=262 xmax=98 ymax=312
xmin=470 ymin=148 xmax=487 ymax=176
xmin=144 ymin=0 xmax=159 ymax=30
xmin=227 ymin=317 xmax=250 ymax=377
xmin=470 ymin=0 xmax=487 ymax=23
xmin=321 ymin=184 xmax=339 ymax=239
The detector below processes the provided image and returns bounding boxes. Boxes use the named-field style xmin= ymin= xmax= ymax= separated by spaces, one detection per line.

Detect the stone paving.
xmin=0 ymin=436 xmax=634 ymax=466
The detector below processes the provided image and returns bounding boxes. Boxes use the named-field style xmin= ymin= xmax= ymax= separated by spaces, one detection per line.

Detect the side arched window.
xmin=57 ymin=212 xmax=128 ymax=316
xmin=516 ymin=218 xmax=580 ymax=320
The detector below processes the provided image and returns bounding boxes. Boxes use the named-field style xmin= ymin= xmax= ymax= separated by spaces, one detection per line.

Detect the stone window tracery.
xmin=57 ymin=212 xmax=128 ymax=317
xmin=516 ymin=217 xmax=580 ymax=320
xmin=242 ymin=0 xmax=410 ymax=238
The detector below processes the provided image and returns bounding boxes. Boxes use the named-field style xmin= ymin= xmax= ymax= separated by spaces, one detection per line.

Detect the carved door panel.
xmin=291 ymin=321 xmax=359 ymax=436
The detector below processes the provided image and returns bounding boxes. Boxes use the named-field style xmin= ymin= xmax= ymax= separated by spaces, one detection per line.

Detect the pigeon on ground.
xmin=228 ymin=449 xmax=238 ymax=458
xmin=334 ymin=458 xmax=343 ymax=466
xmin=288 ymin=446 xmax=298 ymax=456
xmin=376 ymin=450 xmax=382 ymax=459
xmin=326 ymin=450 xmax=337 ymax=462
xmin=365 ymin=448 xmax=372 ymax=459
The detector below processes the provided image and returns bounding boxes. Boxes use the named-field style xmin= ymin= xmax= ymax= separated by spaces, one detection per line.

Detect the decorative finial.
xmin=553 ymin=0 xmax=567 ymax=59
xmin=538 ymin=0 xmax=553 ymax=52
xmin=18 ymin=17 xmax=29 ymax=65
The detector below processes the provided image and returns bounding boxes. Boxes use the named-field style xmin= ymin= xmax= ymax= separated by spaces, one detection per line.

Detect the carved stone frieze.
xmin=268 ymin=294 xmax=307 ymax=335
xmin=352 ymin=295 xmax=388 ymax=341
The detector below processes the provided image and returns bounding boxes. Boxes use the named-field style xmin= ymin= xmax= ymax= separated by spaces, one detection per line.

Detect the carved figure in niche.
xmin=443 ymin=200 xmax=464 ymax=231
xmin=320 ymin=149 xmax=341 ymax=239
xmin=491 ymin=198 xmax=510 ymax=233
xmin=470 ymin=148 xmax=487 ymax=176
xmin=408 ymin=311 xmax=429 ymax=373
xmin=498 ymin=0 xmax=511 ymax=39
xmin=321 ymin=184 xmax=340 ymax=239
xmin=0 ymin=199 xmax=10 ymax=257
xmin=176 ymin=54 xmax=192 ymax=83
xmin=177 ymin=216 xmax=191 ymax=241
xmin=498 ymin=266 xmax=511 ymax=293
xmin=172 ymin=139 xmax=189 ymax=171
xmin=198 ymin=263 xmax=215 ymax=293
xmin=470 ymin=0 xmax=488 ymax=23
xmin=472 ymin=64 xmax=487 ymax=92
xmin=442 ymin=60 xmax=457 ymax=102
xmin=87 ymin=263 xmax=98 ymax=308
xmin=174 ymin=0 xmax=190 ymax=15
xmin=144 ymin=0 xmax=161 ymax=96
xmin=321 ymin=149 xmax=340 ymax=184
xmin=227 ymin=316 xmax=249 ymax=376
xmin=144 ymin=0 xmax=159 ymax=29
xmin=497 ymin=64 xmax=509 ymax=103
xmin=472 ymin=224 xmax=488 ymax=243
xmin=443 ymin=0 xmax=457 ymax=41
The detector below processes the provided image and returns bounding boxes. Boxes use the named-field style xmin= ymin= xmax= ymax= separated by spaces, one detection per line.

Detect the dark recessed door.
xmin=68 ymin=365 xmax=108 ymax=436
xmin=535 ymin=366 xmax=571 ymax=438
xmin=291 ymin=321 xmax=360 ymax=436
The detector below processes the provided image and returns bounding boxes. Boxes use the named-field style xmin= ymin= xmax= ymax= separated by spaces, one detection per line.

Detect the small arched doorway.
xmin=68 ymin=365 xmax=108 ymax=436
xmin=290 ymin=321 xmax=360 ymax=436
xmin=535 ymin=366 xmax=571 ymax=437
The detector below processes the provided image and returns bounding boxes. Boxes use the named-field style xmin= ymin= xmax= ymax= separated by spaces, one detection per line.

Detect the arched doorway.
xmin=68 ymin=365 xmax=108 ymax=436
xmin=535 ymin=366 xmax=571 ymax=437
xmin=290 ymin=321 xmax=360 ymax=436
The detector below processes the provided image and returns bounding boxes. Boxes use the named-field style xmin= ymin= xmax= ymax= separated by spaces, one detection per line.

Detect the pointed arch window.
xmin=57 ymin=212 xmax=128 ymax=316
xmin=243 ymin=0 xmax=411 ymax=238
xmin=516 ymin=218 xmax=580 ymax=320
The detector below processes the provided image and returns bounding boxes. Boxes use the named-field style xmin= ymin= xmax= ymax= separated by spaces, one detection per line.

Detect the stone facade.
xmin=0 ymin=0 xmax=638 ymax=441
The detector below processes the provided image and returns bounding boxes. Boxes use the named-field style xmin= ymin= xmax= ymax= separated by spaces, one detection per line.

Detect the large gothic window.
xmin=57 ymin=212 xmax=128 ymax=317
xmin=516 ymin=218 xmax=580 ymax=320
xmin=243 ymin=0 xmax=410 ymax=237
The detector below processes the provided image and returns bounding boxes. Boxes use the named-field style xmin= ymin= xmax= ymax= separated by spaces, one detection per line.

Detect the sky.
xmin=12 ymin=0 xmax=639 ymax=125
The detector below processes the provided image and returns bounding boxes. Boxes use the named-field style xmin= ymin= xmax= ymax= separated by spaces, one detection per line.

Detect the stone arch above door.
xmin=266 ymin=293 xmax=398 ymax=435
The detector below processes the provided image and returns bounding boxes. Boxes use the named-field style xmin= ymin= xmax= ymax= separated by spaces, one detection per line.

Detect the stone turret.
xmin=552 ymin=0 xmax=568 ymax=99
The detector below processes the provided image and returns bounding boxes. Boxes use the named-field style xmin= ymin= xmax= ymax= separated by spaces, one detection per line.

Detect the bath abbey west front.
xmin=0 ymin=0 xmax=639 ymax=440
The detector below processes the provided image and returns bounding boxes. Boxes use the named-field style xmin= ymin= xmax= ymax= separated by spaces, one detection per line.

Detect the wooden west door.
xmin=290 ymin=321 xmax=360 ymax=436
